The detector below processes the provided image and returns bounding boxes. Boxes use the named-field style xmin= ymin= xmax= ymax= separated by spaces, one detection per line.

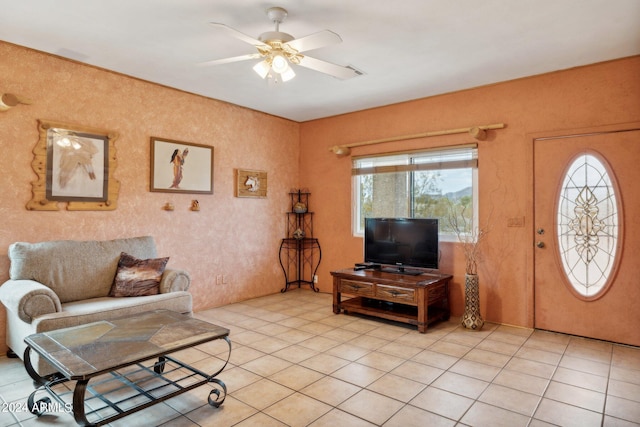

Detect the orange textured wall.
xmin=300 ymin=56 xmax=640 ymax=328
xmin=1 ymin=39 xmax=639 ymax=354
xmin=0 ymin=42 xmax=299 ymax=354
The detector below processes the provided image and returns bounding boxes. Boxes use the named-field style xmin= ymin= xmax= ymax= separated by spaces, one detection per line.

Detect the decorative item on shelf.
xmin=293 ymin=228 xmax=305 ymax=239
xmin=293 ymin=201 xmax=307 ymax=213
xmin=163 ymin=202 xmax=174 ymax=211
xmin=190 ymin=200 xmax=200 ymax=211
xmin=448 ymin=202 xmax=489 ymax=331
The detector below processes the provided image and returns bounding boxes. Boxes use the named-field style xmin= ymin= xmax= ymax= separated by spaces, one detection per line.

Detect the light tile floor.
xmin=1 ymin=289 xmax=639 ymax=426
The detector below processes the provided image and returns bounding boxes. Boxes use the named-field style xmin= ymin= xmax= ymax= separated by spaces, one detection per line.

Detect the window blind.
xmin=352 ymin=145 xmax=477 ymax=176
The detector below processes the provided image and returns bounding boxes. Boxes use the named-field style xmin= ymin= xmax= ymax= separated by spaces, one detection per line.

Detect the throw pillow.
xmin=109 ymin=252 xmax=169 ymax=297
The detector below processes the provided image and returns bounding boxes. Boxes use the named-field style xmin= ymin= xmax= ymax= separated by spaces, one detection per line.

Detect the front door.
xmin=534 ymin=129 xmax=640 ymax=346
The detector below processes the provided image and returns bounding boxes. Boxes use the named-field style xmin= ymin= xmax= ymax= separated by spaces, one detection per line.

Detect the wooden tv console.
xmin=331 ymin=268 xmax=452 ymax=333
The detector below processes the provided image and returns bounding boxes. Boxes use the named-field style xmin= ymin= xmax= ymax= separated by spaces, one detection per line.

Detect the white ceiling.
xmin=1 ymin=0 xmax=639 ymax=122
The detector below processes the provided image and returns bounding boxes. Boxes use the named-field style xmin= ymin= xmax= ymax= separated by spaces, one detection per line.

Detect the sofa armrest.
xmin=159 ymin=269 xmax=191 ymax=293
xmin=0 ymin=280 xmax=62 ymax=324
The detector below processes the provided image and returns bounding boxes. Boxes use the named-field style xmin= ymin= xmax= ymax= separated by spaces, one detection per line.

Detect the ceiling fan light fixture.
xmin=271 ymin=53 xmax=289 ymax=74
xmin=253 ymin=59 xmax=271 ymax=79
xmin=280 ymin=66 xmax=296 ymax=82
xmin=207 ymin=6 xmax=360 ymax=83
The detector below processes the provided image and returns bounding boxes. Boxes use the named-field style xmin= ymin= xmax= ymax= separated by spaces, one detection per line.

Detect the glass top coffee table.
xmin=23 ymin=309 xmax=231 ymax=426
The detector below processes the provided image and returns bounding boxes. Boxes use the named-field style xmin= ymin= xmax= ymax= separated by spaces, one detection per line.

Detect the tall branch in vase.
xmin=447 ymin=201 xmax=488 ymax=330
xmin=447 ymin=202 xmax=488 ymax=275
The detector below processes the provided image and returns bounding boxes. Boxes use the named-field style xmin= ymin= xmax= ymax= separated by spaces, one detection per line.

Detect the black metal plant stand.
xmin=279 ymin=190 xmax=321 ymax=292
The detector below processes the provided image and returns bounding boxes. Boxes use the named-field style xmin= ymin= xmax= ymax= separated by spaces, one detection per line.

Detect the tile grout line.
xmin=3 ymin=291 xmax=640 ymax=426
xmin=524 ymin=334 xmax=570 ymax=427
xmin=599 ymin=342 xmax=614 ymax=427
xmin=437 ymin=324 xmax=540 ymax=426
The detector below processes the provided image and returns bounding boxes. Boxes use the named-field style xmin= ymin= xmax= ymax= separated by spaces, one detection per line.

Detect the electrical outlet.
xmin=313 ymin=275 xmax=318 ymax=284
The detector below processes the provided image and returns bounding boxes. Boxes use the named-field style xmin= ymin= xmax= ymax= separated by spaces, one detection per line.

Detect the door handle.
xmin=536 ymin=241 xmax=545 ymax=248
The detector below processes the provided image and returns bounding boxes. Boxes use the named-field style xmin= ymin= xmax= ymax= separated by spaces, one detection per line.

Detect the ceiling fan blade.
xmin=284 ymin=30 xmax=342 ymax=53
xmin=298 ymin=56 xmax=361 ymax=80
xmin=199 ymin=53 xmax=262 ymax=66
xmin=209 ymin=23 xmax=270 ymax=49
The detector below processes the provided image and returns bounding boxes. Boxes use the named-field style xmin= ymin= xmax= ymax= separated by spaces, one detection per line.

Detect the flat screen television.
xmin=364 ymin=217 xmax=439 ymax=274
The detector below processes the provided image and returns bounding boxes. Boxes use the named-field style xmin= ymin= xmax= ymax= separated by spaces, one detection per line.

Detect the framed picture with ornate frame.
xmin=26 ymin=119 xmax=120 ymax=211
xmin=150 ymin=137 xmax=214 ymax=194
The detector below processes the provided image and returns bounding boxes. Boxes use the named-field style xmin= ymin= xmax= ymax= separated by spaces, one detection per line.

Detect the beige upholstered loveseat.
xmin=0 ymin=236 xmax=192 ymax=375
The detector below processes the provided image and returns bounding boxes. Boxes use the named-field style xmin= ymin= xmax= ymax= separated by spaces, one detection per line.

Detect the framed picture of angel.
xmin=26 ymin=119 xmax=120 ymax=211
xmin=46 ymin=128 xmax=109 ymax=202
xmin=150 ymin=137 xmax=214 ymax=194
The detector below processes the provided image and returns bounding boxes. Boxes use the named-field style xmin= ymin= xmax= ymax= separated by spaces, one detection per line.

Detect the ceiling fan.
xmin=202 ymin=6 xmax=361 ymax=83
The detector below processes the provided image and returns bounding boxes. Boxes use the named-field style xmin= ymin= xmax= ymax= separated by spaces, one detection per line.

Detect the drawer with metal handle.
xmin=376 ymin=284 xmax=415 ymax=303
xmin=339 ymin=280 xmax=374 ymax=296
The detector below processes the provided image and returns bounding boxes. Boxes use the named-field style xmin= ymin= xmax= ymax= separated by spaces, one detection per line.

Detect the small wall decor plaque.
xmin=235 ymin=169 xmax=267 ymax=198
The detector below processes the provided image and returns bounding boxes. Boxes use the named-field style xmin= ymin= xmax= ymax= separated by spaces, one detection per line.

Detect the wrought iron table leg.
xmin=206 ymin=336 xmax=231 ymax=406
xmin=207 ymin=378 xmax=227 ymax=407
xmin=72 ymin=379 xmax=91 ymax=426
xmin=27 ymin=393 xmax=51 ymax=416
xmin=24 ymin=346 xmax=73 ymax=419
xmin=154 ymin=356 xmax=167 ymax=373
xmin=23 ymin=346 xmax=47 ymax=387
xmin=24 ymin=346 xmax=65 ymax=387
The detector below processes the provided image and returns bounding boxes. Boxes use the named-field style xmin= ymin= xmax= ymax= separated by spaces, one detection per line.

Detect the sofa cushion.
xmin=8 ymin=236 xmax=158 ymax=303
xmin=109 ymin=252 xmax=169 ymax=297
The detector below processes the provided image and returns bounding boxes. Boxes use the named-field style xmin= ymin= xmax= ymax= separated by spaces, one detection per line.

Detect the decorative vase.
xmin=293 ymin=202 xmax=307 ymax=213
xmin=462 ymin=273 xmax=484 ymax=330
xmin=293 ymin=228 xmax=305 ymax=240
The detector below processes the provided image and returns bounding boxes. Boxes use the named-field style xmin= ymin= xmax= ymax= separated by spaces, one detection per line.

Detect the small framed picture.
xmin=150 ymin=137 xmax=214 ymax=194
xmin=236 ymin=169 xmax=267 ymax=198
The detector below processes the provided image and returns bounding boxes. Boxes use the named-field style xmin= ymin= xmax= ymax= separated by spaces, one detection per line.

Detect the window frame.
xmin=351 ymin=145 xmax=478 ymax=241
xmin=556 ymin=151 xmax=620 ymax=300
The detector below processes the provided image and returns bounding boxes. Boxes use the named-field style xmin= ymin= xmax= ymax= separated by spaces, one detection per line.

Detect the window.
xmin=557 ymin=152 xmax=619 ymax=298
xmin=352 ymin=146 xmax=478 ymax=238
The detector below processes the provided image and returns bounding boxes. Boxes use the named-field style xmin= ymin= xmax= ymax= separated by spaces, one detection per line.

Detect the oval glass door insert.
xmin=557 ymin=152 xmax=620 ymax=299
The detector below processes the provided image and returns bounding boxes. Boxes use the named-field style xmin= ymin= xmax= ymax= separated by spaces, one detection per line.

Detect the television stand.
xmin=331 ymin=268 xmax=452 ymax=333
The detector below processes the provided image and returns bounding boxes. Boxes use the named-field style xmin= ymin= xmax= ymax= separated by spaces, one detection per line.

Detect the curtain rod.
xmin=328 ymin=123 xmax=506 ymax=157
